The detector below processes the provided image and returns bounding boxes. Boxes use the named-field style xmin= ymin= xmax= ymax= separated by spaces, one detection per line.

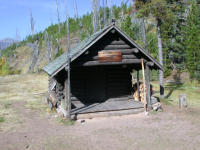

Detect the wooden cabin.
xmin=43 ymin=24 xmax=163 ymax=119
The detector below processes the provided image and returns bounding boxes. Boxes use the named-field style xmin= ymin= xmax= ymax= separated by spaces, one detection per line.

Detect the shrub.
xmin=0 ymin=57 xmax=20 ymax=76
xmin=0 ymin=117 xmax=5 ymax=123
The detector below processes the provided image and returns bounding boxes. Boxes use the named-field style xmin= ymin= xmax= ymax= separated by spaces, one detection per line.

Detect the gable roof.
xmin=43 ymin=24 xmax=163 ymax=77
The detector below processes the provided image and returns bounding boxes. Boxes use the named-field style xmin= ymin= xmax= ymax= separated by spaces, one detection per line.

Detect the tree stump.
xmin=179 ymin=94 xmax=187 ymax=108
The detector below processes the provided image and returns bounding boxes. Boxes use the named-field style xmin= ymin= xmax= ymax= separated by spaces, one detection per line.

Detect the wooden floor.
xmin=71 ymin=99 xmax=144 ymax=115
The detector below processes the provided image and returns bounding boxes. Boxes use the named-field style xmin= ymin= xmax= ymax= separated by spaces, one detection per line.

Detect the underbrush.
xmin=0 ymin=57 xmax=20 ymax=76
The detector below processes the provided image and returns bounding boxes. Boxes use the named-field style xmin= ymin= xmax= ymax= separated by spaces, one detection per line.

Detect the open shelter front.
xmin=43 ymin=24 xmax=163 ymax=118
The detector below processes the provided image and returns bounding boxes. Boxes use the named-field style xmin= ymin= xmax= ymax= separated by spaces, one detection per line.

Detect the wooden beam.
xmin=64 ymin=78 xmax=68 ymax=113
xmin=146 ymin=61 xmax=154 ymax=67
xmin=103 ymin=44 xmax=131 ymax=50
xmin=75 ymin=59 xmax=145 ymax=66
xmin=122 ymin=55 xmax=137 ymax=59
xmin=145 ymin=63 xmax=151 ymax=107
xmin=109 ymin=40 xmax=126 ymax=45
xmin=141 ymin=59 xmax=147 ymax=111
xmin=137 ymin=70 xmax=140 ymax=101
xmin=92 ymin=54 xmax=137 ymax=60
xmin=100 ymin=48 xmax=139 ymax=54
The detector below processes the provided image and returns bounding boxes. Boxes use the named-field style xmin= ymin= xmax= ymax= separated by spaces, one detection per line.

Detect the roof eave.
xmin=113 ymin=26 xmax=164 ymax=71
xmin=48 ymin=25 xmax=115 ymax=77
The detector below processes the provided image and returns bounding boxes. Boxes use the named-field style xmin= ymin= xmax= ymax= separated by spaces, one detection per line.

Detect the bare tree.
xmin=157 ymin=19 xmax=164 ymax=98
xmin=65 ymin=4 xmax=71 ymax=119
xmin=103 ymin=0 xmax=107 ymax=27
xmin=98 ymin=0 xmax=101 ymax=29
xmin=56 ymin=0 xmax=61 ymax=33
xmin=30 ymin=9 xmax=35 ymax=39
xmin=16 ymin=28 xmax=21 ymax=48
xmin=55 ymin=38 xmax=59 ymax=56
xmin=109 ymin=0 xmax=113 ymax=23
xmin=28 ymin=39 xmax=40 ymax=72
xmin=28 ymin=11 xmax=39 ymax=73
xmin=91 ymin=0 xmax=101 ymax=32
xmin=73 ymin=0 xmax=79 ymax=20
xmin=91 ymin=0 xmax=97 ymax=32
xmin=142 ymin=18 xmax=147 ymax=50
xmin=44 ymin=31 xmax=53 ymax=63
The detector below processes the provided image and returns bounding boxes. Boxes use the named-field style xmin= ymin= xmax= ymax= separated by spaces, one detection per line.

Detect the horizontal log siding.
xmin=72 ymin=34 xmax=144 ymax=67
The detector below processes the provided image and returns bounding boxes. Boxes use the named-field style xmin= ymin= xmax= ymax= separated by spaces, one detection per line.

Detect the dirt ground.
xmin=0 ymin=74 xmax=200 ymax=150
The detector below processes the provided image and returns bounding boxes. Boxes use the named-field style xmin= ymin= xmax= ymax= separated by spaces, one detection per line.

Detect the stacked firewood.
xmin=132 ymin=82 xmax=152 ymax=103
xmin=55 ymin=82 xmax=65 ymax=101
xmin=48 ymin=77 xmax=65 ymax=107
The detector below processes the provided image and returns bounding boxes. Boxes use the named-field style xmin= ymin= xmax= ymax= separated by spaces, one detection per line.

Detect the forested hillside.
xmin=0 ymin=0 xmax=200 ymax=82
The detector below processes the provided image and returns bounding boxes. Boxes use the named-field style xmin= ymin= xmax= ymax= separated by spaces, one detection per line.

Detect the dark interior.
xmin=70 ymin=65 xmax=132 ymax=105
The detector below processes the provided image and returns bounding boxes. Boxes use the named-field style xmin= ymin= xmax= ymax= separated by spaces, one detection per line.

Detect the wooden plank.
xmin=73 ymin=108 xmax=144 ymax=119
xmin=75 ymin=59 xmax=145 ymax=66
xmin=103 ymin=44 xmax=131 ymax=50
xmin=141 ymin=59 xmax=147 ymax=111
xmin=100 ymin=48 xmax=139 ymax=54
xmin=122 ymin=55 xmax=137 ymax=59
xmin=71 ymin=100 xmax=144 ymax=114
xmin=109 ymin=40 xmax=126 ymax=45
xmin=98 ymin=51 xmax=122 ymax=62
xmin=145 ymin=64 xmax=151 ymax=107
xmin=77 ymin=49 xmax=139 ymax=62
xmin=137 ymin=70 xmax=140 ymax=101
xmin=91 ymin=54 xmax=137 ymax=60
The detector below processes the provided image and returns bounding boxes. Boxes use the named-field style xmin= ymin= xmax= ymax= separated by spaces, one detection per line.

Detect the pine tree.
xmin=135 ymin=0 xmax=174 ymax=98
xmin=163 ymin=0 xmax=186 ymax=71
xmin=121 ymin=16 xmax=139 ymax=41
xmin=184 ymin=0 xmax=200 ymax=80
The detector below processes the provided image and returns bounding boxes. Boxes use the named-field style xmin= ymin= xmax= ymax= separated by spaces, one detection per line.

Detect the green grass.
xmin=152 ymin=81 xmax=200 ymax=108
xmin=25 ymin=97 xmax=49 ymax=115
xmin=160 ymin=98 xmax=173 ymax=106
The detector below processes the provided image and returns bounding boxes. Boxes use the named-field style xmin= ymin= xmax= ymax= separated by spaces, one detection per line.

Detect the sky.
xmin=0 ymin=0 xmax=128 ymax=40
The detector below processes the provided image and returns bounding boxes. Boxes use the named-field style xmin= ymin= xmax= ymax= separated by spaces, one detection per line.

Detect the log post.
xmin=145 ymin=63 xmax=151 ymax=108
xmin=137 ymin=70 xmax=140 ymax=101
xmin=66 ymin=68 xmax=71 ymax=120
xmin=141 ymin=59 xmax=147 ymax=111
xmin=179 ymin=94 xmax=187 ymax=108
xmin=66 ymin=9 xmax=71 ymax=120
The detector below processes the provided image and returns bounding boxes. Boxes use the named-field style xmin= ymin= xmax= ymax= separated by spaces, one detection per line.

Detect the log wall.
xmin=50 ymin=29 xmax=155 ymax=107
xmin=71 ymin=30 xmax=147 ymax=68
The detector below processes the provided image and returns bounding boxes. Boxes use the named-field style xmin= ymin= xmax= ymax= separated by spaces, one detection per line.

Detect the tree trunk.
xmin=28 ymin=40 xmax=39 ymax=73
xmin=109 ymin=0 xmax=113 ymax=23
xmin=103 ymin=0 xmax=106 ymax=27
xmin=56 ymin=0 xmax=61 ymax=34
xmin=145 ymin=64 xmax=151 ymax=107
xmin=66 ymin=9 xmax=71 ymax=120
xmin=142 ymin=18 xmax=147 ymax=50
xmin=137 ymin=70 xmax=140 ymax=101
xmin=156 ymin=19 xmax=164 ymax=98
